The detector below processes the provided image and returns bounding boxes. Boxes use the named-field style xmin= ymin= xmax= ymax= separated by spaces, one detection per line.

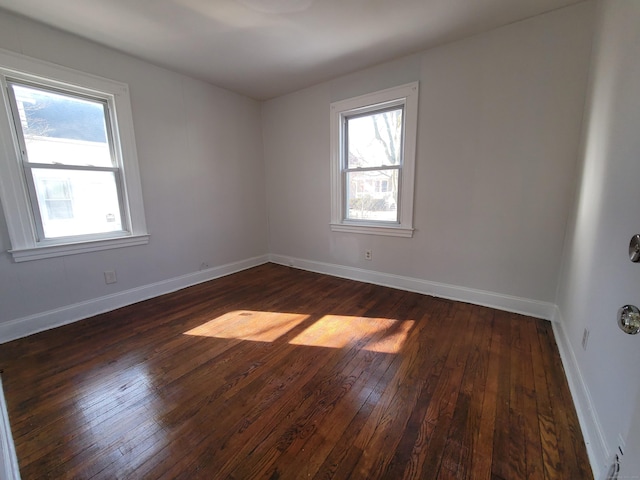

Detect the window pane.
xmin=10 ymin=83 xmax=113 ymax=167
xmin=32 ymin=168 xmax=123 ymax=238
xmin=346 ymin=169 xmax=399 ymax=222
xmin=347 ymin=107 xmax=403 ymax=169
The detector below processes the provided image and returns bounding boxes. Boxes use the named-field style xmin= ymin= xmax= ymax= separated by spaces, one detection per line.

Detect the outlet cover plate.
xmin=104 ymin=270 xmax=117 ymax=284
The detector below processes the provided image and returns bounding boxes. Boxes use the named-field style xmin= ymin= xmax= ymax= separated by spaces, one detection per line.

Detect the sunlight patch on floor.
xmin=289 ymin=315 xmax=414 ymax=353
xmin=184 ymin=311 xmax=309 ymax=342
xmin=184 ymin=310 xmax=414 ymax=354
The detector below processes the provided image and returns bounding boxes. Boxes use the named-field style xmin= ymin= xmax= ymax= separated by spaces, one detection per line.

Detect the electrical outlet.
xmin=200 ymin=262 xmax=210 ymax=271
xmin=104 ymin=270 xmax=117 ymax=284
xmin=581 ymin=328 xmax=590 ymax=350
xmin=365 ymin=249 xmax=372 ymax=261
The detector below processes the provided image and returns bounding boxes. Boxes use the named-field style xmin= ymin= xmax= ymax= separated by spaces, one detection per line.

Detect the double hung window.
xmin=330 ymin=82 xmax=418 ymax=237
xmin=0 ymin=49 xmax=148 ymax=261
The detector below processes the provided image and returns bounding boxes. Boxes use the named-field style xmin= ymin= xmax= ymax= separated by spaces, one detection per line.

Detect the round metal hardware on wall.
xmin=618 ymin=305 xmax=640 ymax=335
xmin=629 ymin=234 xmax=640 ymax=262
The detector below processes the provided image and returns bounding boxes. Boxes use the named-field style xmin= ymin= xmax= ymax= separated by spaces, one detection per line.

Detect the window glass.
xmin=346 ymin=107 xmax=403 ymax=169
xmin=346 ymin=169 xmax=399 ymax=222
xmin=10 ymin=83 xmax=113 ymax=167
xmin=31 ymin=168 xmax=122 ymax=238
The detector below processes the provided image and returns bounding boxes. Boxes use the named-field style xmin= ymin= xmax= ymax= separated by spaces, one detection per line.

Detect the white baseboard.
xmin=551 ymin=307 xmax=609 ymax=480
xmin=268 ymin=254 xmax=556 ymax=320
xmin=0 ymin=254 xmax=269 ymax=344
xmin=0 ymin=253 xmax=555 ymax=344
xmin=0 ymin=377 xmax=20 ymax=480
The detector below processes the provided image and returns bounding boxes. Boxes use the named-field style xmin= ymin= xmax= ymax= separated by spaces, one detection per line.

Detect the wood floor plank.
xmin=521 ymin=319 xmax=545 ymax=480
xmin=508 ymin=315 xmax=528 ymax=479
xmin=490 ymin=310 xmax=515 ymax=480
xmin=348 ymin=304 xmax=448 ymax=478
xmin=399 ymin=302 xmax=474 ymax=479
xmin=380 ymin=300 xmax=453 ymax=480
xmin=313 ymin=343 xmax=409 ymax=480
xmin=447 ymin=305 xmax=494 ymax=480
xmin=530 ymin=318 xmax=563 ymax=480
xmin=0 ymin=264 xmax=593 ymax=480
xmin=536 ymin=321 xmax=591 ymax=480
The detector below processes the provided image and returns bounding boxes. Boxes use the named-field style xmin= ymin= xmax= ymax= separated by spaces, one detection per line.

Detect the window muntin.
xmin=330 ymin=82 xmax=418 ymax=237
xmin=7 ymin=81 xmax=127 ymax=241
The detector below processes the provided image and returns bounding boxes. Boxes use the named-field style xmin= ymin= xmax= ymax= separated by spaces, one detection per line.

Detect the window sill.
xmin=9 ymin=234 xmax=150 ymax=262
xmin=330 ymin=223 xmax=414 ymax=238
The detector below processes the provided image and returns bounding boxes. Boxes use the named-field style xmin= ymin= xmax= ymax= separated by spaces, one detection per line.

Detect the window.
xmin=330 ymin=82 xmax=418 ymax=237
xmin=0 ymin=49 xmax=148 ymax=262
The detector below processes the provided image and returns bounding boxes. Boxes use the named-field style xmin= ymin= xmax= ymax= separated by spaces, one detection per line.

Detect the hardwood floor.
xmin=0 ymin=263 xmax=592 ymax=479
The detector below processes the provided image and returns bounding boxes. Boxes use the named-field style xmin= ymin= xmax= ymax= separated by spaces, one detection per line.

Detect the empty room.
xmin=0 ymin=0 xmax=638 ymax=479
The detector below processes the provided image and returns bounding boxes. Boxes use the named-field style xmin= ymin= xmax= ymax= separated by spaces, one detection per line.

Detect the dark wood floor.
xmin=0 ymin=263 xmax=592 ymax=479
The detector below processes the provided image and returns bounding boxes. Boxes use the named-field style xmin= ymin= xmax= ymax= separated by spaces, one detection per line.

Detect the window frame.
xmin=330 ymin=82 xmax=419 ymax=238
xmin=0 ymin=48 xmax=148 ymax=262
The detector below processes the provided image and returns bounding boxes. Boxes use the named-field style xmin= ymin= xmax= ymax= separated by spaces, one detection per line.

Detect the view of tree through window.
xmin=345 ymin=107 xmax=403 ymax=222
xmin=9 ymin=82 xmax=123 ymax=239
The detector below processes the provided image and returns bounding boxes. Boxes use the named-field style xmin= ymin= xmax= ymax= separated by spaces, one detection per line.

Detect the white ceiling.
xmin=0 ymin=0 xmax=583 ymax=100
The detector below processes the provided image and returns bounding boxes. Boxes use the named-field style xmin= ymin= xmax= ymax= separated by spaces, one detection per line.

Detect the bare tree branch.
xmin=372 ymin=113 xmax=394 ymax=165
xmin=382 ymin=112 xmax=397 ymax=164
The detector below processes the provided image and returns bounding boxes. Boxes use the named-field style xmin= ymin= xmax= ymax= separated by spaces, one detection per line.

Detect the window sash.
xmin=6 ymin=78 xmax=117 ymax=167
xmin=5 ymin=77 xmax=130 ymax=243
xmin=342 ymin=165 xmax=401 ymax=224
xmin=341 ymin=105 xmax=405 ymax=225
xmin=343 ymin=105 xmax=405 ymax=170
xmin=23 ymin=163 xmax=128 ymax=242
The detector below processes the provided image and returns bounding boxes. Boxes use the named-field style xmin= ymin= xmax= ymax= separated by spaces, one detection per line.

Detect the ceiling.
xmin=0 ymin=0 xmax=583 ymax=100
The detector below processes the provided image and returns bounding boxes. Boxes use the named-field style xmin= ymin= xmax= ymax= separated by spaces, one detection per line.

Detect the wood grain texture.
xmin=0 ymin=264 xmax=592 ymax=479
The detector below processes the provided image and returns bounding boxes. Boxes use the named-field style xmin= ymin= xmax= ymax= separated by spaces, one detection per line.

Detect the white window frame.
xmin=0 ymin=49 xmax=148 ymax=262
xmin=330 ymin=82 xmax=418 ymax=238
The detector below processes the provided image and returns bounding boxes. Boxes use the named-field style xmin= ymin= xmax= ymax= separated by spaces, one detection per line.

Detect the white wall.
xmin=0 ymin=10 xmax=269 ymax=334
xmin=555 ymin=1 xmax=640 ymax=478
xmin=263 ymin=3 xmax=595 ymax=311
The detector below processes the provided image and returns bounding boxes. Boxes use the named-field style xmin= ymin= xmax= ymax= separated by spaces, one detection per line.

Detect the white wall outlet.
xmin=365 ymin=249 xmax=372 ymax=261
xmin=200 ymin=262 xmax=210 ymax=271
xmin=104 ymin=270 xmax=117 ymax=284
xmin=581 ymin=328 xmax=590 ymax=350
